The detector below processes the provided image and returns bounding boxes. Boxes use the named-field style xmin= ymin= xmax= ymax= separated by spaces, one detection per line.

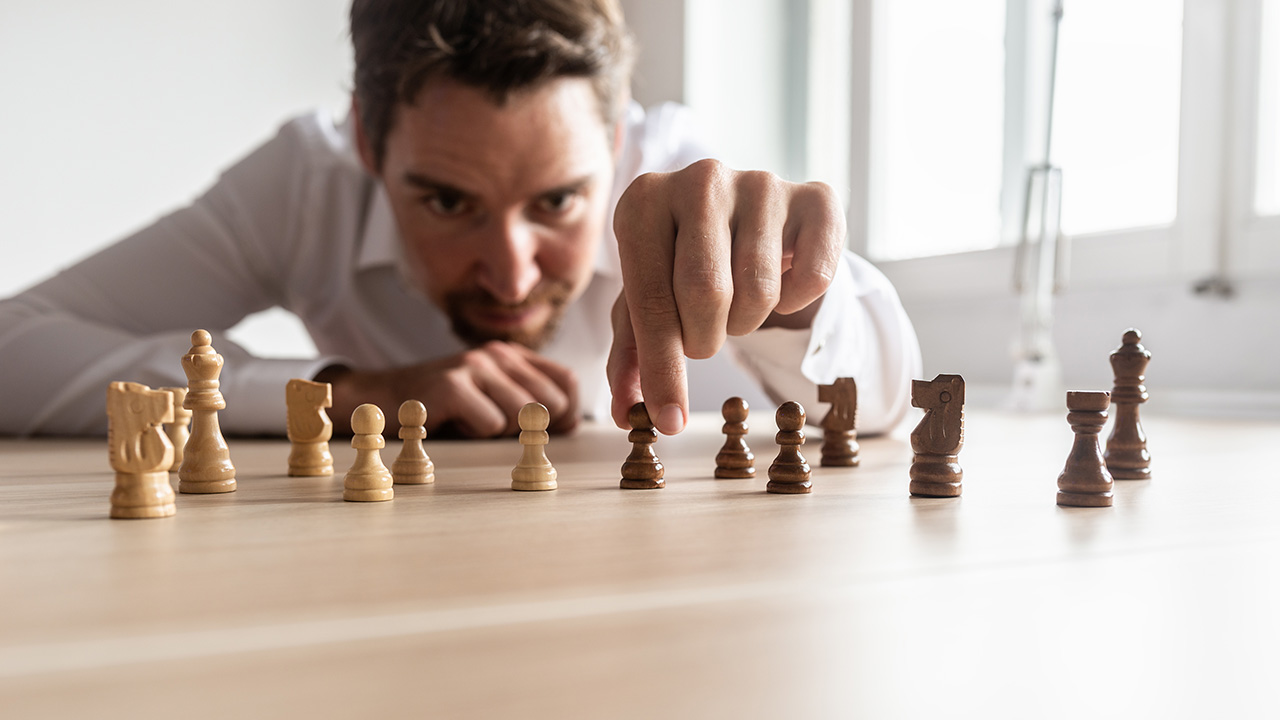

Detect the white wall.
xmin=1 ymin=0 xmax=352 ymax=356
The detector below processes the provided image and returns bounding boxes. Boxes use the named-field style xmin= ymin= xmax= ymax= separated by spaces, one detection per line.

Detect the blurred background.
xmin=3 ymin=0 xmax=1277 ymax=417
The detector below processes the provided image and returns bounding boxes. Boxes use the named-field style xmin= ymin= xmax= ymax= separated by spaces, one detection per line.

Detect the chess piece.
xmin=178 ymin=330 xmax=236 ymax=494
xmin=714 ymin=397 xmax=755 ymax=478
xmin=511 ymin=402 xmax=557 ymax=491
xmin=286 ymin=378 xmax=335 ymax=476
xmin=1105 ymin=328 xmax=1152 ymax=480
xmin=767 ymin=401 xmax=812 ymax=493
xmin=1057 ymin=391 xmax=1115 ymax=507
xmin=107 ymin=382 xmax=176 ymax=519
xmin=160 ymin=386 xmax=191 ymax=472
xmin=392 ymin=399 xmax=435 ymax=485
xmin=909 ymin=374 xmax=964 ymax=497
xmin=620 ymin=402 xmax=664 ymax=489
xmin=818 ymin=378 xmax=860 ymax=467
xmin=344 ymin=404 xmax=394 ymax=502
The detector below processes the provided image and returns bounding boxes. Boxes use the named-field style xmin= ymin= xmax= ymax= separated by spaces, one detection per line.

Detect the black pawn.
xmin=1057 ymin=391 xmax=1115 ymax=507
xmin=767 ymin=402 xmax=811 ymax=494
xmin=620 ymin=402 xmax=665 ymax=489
xmin=715 ymin=397 xmax=755 ymax=479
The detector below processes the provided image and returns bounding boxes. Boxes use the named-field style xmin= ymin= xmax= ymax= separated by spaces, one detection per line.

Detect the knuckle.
xmin=736 ymin=170 xmax=781 ymax=200
xmin=630 ymin=281 xmax=682 ymax=323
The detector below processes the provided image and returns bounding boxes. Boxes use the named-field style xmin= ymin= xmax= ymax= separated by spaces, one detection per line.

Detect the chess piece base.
xmin=1107 ymin=467 xmax=1150 ymax=480
xmin=111 ymin=502 xmax=177 ymax=519
xmin=766 ymin=479 xmax=812 ymax=494
xmin=620 ymin=477 xmax=665 ymax=490
xmin=1057 ymin=491 xmax=1114 ymax=507
xmin=512 ymin=479 xmax=558 ymax=491
xmin=820 ymin=455 xmax=860 ymax=467
xmin=392 ymin=459 xmax=435 ymax=484
xmin=110 ymin=471 xmax=177 ymax=518
xmin=178 ymin=478 xmax=237 ymax=494
xmin=909 ymin=480 xmax=962 ymax=498
xmin=289 ymin=442 xmax=334 ymax=477
xmin=344 ymin=488 xmax=394 ymax=502
xmin=715 ymin=467 xmax=755 ymax=479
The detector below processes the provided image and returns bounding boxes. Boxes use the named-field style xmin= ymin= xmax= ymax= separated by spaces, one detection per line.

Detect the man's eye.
xmin=538 ymin=191 xmax=577 ymax=214
xmin=424 ymin=192 xmax=468 ymax=216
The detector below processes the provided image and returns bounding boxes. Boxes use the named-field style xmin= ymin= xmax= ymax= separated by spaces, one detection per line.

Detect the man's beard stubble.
xmin=444 ymin=280 xmax=574 ymax=351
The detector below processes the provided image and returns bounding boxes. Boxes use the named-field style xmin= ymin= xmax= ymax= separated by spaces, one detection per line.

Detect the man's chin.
xmin=454 ymin=308 xmax=561 ymax=350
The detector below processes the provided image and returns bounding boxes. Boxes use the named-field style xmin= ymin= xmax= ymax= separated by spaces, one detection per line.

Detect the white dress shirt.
xmin=0 ymin=102 xmax=921 ymax=436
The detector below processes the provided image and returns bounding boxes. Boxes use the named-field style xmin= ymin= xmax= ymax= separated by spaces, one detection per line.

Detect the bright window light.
xmin=1052 ymin=0 xmax=1183 ymax=236
xmin=869 ymin=0 xmax=1006 ymax=261
xmin=1257 ymin=0 xmax=1280 ymax=216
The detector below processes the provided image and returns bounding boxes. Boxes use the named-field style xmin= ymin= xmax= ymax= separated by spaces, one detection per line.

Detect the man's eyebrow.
xmin=402 ymin=172 xmax=470 ymax=196
xmin=539 ymin=175 xmax=596 ymax=196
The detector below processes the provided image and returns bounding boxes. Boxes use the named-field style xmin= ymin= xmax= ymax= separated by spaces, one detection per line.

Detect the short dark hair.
xmin=350 ymin=0 xmax=636 ymax=170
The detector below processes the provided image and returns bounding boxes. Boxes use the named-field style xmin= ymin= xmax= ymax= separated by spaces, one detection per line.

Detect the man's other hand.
xmin=324 ymin=341 xmax=578 ymax=437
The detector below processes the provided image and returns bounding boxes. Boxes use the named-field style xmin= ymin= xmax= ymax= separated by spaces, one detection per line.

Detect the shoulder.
xmin=240 ymin=110 xmax=366 ymax=179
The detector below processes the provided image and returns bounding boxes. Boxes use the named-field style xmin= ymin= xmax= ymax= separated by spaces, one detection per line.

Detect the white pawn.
xmin=391 ymin=400 xmax=435 ymax=485
xmin=160 ymin=386 xmax=191 ymax=472
xmin=343 ymin=404 xmax=394 ymax=502
xmin=511 ymin=402 xmax=557 ymax=492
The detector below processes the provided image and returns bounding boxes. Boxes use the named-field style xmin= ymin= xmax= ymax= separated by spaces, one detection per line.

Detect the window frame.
xmin=845 ymin=0 xmax=1276 ymax=301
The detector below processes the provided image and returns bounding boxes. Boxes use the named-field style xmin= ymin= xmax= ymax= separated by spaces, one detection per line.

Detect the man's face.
xmin=366 ymin=77 xmax=616 ymax=349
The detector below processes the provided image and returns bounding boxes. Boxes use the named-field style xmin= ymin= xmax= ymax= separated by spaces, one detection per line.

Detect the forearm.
xmin=0 ymin=299 xmax=333 ymax=436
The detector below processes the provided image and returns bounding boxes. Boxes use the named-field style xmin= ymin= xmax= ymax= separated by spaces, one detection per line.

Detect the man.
xmin=0 ymin=0 xmax=921 ymax=438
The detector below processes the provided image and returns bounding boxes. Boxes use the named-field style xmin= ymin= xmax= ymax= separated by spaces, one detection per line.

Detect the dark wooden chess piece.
xmin=715 ymin=397 xmax=755 ymax=479
xmin=1057 ymin=391 xmax=1115 ymax=507
xmin=909 ymin=374 xmax=964 ymax=497
xmin=767 ymin=402 xmax=811 ymax=494
xmin=620 ymin=402 xmax=665 ymax=489
xmin=818 ymin=378 xmax=859 ymax=467
xmin=1105 ymin=328 xmax=1152 ymax=480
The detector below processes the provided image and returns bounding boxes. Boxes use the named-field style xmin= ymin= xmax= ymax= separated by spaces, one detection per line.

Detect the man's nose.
xmin=475 ymin=214 xmax=541 ymax=304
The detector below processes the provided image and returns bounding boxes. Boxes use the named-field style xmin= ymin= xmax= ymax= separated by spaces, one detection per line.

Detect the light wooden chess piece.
xmin=511 ymin=402 xmax=557 ymax=491
xmin=1057 ymin=391 xmax=1115 ymax=507
xmin=818 ymin=377 xmax=860 ymax=467
xmin=1105 ymin=328 xmax=1152 ymax=480
xmin=392 ymin=399 xmax=435 ymax=485
xmin=620 ymin=402 xmax=665 ymax=489
xmin=767 ymin=401 xmax=812 ymax=493
xmin=344 ymin=404 xmax=394 ymax=502
xmin=715 ymin=396 xmax=755 ymax=479
xmin=286 ymin=378 xmax=334 ymax=476
xmin=107 ymin=382 xmax=177 ymax=519
xmin=178 ymin=330 xmax=236 ymax=494
xmin=909 ymin=374 xmax=965 ymax=497
xmin=160 ymin=386 xmax=191 ymax=472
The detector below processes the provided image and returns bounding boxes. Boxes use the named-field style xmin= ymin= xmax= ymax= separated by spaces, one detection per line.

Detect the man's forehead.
xmin=386 ymin=77 xmax=614 ymax=195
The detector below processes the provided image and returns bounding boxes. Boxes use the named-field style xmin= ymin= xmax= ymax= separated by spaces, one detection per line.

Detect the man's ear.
xmin=351 ymin=95 xmax=378 ymax=176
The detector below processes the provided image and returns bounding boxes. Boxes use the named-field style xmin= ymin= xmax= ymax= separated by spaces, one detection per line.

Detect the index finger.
xmin=614 ymin=172 xmax=688 ymax=435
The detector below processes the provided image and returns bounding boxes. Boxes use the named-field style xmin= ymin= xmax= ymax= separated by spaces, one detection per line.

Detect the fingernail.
xmin=657 ymin=404 xmax=685 ymax=434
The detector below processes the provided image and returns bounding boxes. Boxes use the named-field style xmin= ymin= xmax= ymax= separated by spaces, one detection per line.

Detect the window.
xmin=1257 ymin=0 xmax=1280 ymax=216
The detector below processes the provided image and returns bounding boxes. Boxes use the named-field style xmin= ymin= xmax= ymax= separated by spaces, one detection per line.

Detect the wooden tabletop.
xmin=1 ymin=410 xmax=1277 ymax=719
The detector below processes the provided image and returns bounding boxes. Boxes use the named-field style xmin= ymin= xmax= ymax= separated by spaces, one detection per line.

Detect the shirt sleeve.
xmin=725 ymin=251 xmax=923 ymax=435
xmin=0 ymin=119 xmax=342 ymax=436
